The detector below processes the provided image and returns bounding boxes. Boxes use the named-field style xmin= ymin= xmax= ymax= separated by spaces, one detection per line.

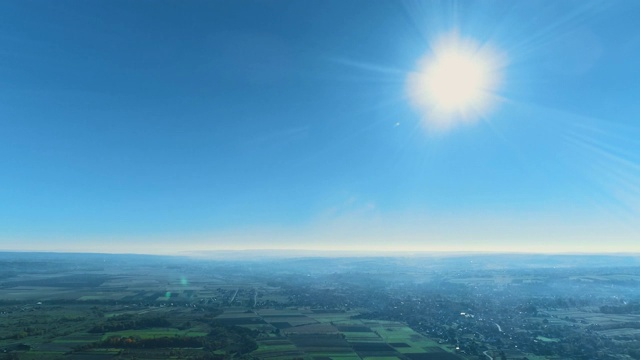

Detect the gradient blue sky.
xmin=1 ymin=1 xmax=639 ymax=254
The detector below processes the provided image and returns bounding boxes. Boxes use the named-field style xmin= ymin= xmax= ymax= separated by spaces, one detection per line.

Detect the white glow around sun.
xmin=407 ymin=33 xmax=505 ymax=130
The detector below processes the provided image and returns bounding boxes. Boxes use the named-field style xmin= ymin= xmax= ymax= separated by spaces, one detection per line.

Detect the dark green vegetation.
xmin=1 ymin=252 xmax=640 ymax=359
xmin=80 ymin=321 xmax=257 ymax=356
xmin=88 ymin=314 xmax=172 ymax=333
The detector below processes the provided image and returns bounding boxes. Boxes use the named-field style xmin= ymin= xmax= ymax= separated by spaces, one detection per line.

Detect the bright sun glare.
xmin=407 ymin=33 xmax=504 ymax=130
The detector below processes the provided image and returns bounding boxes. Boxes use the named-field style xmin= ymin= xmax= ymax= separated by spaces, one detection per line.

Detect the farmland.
xmin=1 ymin=252 xmax=640 ymax=359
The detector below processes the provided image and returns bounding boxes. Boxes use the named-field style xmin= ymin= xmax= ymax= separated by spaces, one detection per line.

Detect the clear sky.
xmin=1 ymin=1 xmax=639 ymax=254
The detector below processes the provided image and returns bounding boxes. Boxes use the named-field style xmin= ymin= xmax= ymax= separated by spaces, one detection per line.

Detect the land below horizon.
xmin=2 ymin=252 xmax=640 ymax=359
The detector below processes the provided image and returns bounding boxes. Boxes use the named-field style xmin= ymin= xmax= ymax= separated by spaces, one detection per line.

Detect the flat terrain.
xmin=2 ymin=252 xmax=640 ymax=359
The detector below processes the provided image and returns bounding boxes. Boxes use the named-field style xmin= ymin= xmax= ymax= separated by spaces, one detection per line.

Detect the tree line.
xmin=88 ymin=314 xmax=171 ymax=333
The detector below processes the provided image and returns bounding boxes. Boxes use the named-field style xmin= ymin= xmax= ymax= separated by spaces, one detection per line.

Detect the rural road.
xmin=230 ymin=288 xmax=239 ymax=303
xmin=483 ymin=350 xmax=493 ymax=360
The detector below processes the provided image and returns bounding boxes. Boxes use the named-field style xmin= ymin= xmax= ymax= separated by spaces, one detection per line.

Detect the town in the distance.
xmin=1 ymin=252 xmax=639 ymax=360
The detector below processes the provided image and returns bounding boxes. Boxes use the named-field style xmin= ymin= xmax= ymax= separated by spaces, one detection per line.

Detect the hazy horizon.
xmin=2 ymin=248 xmax=640 ymax=258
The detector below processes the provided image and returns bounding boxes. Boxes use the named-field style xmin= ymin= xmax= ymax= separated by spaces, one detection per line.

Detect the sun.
xmin=425 ymin=49 xmax=491 ymax=112
xmin=407 ymin=33 xmax=504 ymax=130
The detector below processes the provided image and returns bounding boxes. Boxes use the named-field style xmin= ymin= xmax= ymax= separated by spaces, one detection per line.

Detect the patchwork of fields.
xmin=242 ymin=309 xmax=461 ymax=360
xmin=0 ymin=266 xmax=464 ymax=360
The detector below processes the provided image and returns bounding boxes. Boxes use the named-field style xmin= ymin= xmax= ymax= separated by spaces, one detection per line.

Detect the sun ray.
xmin=329 ymin=57 xmax=407 ymax=75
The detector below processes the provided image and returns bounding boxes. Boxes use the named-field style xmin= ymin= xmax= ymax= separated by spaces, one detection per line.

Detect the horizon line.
xmin=1 ymin=248 xmax=639 ymax=258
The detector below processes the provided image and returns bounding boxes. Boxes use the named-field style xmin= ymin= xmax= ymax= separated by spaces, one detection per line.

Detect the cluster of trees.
xmin=206 ymin=322 xmax=257 ymax=354
xmin=77 ymin=321 xmax=257 ymax=356
xmin=516 ymin=304 xmax=538 ymax=315
xmin=100 ymin=335 xmax=203 ymax=348
xmin=88 ymin=314 xmax=171 ymax=333
xmin=590 ymin=321 xmax=640 ymax=331
xmin=600 ymin=302 xmax=640 ymax=314
xmin=8 ymin=326 xmax=47 ymax=339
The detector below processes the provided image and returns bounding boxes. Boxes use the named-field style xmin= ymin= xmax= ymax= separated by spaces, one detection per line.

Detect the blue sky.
xmin=1 ymin=1 xmax=639 ymax=253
